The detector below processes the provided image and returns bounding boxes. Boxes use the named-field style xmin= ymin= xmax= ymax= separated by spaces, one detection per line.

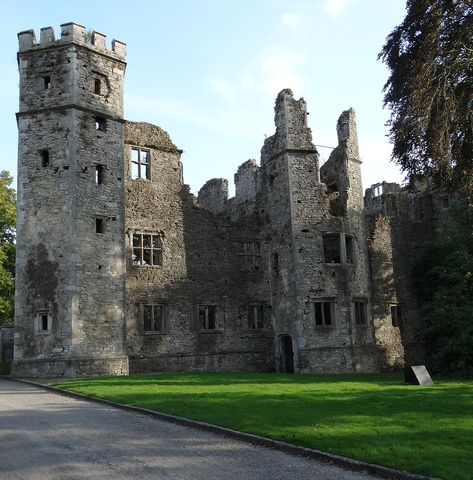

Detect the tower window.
xmin=131 ymin=147 xmax=151 ymax=180
xmin=37 ymin=311 xmax=51 ymax=334
xmin=43 ymin=76 xmax=51 ymax=90
xmin=391 ymin=304 xmax=403 ymax=327
xmin=345 ymin=235 xmax=355 ymax=263
xmin=95 ymin=117 xmax=106 ymax=131
xmin=94 ymin=78 xmax=101 ymax=95
xmin=39 ymin=150 xmax=49 ymax=167
xmin=96 ymin=218 xmax=105 ymax=234
xmin=323 ymin=234 xmax=341 ymax=263
xmin=95 ymin=165 xmax=105 ymax=185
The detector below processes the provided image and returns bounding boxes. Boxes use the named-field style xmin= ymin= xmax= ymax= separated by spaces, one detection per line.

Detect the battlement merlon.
xmin=17 ymin=23 xmax=126 ymax=60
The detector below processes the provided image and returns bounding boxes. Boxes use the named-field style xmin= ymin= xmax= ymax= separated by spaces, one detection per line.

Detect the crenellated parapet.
xmin=18 ymin=22 xmax=126 ymax=60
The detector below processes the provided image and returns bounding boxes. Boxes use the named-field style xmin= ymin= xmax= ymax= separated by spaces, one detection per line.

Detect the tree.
xmin=412 ymin=204 xmax=473 ymax=376
xmin=0 ymin=171 xmax=16 ymax=326
xmin=379 ymin=1 xmax=473 ymax=196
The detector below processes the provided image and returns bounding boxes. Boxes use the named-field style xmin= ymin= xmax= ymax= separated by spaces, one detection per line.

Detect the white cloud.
xmin=324 ymin=0 xmax=358 ymax=16
xmin=281 ymin=13 xmax=301 ymax=28
xmin=208 ymin=76 xmax=237 ymax=102
xmin=260 ymin=46 xmax=307 ymax=96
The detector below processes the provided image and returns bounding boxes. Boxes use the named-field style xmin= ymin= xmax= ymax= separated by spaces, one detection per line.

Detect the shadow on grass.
xmin=52 ymin=379 xmax=473 ymax=480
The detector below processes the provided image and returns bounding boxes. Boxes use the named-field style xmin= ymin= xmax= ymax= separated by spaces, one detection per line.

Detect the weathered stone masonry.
xmin=13 ymin=23 xmax=442 ymax=377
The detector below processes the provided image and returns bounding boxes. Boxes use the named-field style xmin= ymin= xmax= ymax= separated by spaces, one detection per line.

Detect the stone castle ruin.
xmin=13 ymin=23 xmax=450 ymax=378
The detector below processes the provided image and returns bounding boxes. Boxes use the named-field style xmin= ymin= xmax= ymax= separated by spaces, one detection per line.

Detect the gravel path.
xmin=0 ymin=378 xmax=382 ymax=480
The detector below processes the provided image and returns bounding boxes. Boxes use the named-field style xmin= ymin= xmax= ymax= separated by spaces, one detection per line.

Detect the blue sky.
xmin=0 ymin=0 xmax=407 ymax=195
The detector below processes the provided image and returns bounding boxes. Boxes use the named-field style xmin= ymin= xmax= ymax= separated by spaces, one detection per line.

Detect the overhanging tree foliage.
xmin=379 ymin=0 xmax=473 ymax=195
xmin=412 ymin=205 xmax=473 ymax=376
xmin=0 ymin=170 xmax=16 ymax=326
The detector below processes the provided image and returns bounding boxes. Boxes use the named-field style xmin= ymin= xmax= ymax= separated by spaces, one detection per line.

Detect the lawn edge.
xmin=15 ymin=378 xmax=440 ymax=480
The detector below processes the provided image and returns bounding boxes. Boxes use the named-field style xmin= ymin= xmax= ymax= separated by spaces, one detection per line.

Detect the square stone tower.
xmin=13 ymin=23 xmax=129 ymax=377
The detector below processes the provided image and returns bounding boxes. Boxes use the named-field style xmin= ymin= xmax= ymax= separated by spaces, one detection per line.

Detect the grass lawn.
xmin=54 ymin=372 xmax=472 ymax=480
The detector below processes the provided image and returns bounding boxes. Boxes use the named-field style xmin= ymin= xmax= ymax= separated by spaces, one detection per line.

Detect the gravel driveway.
xmin=0 ymin=378 xmax=382 ymax=480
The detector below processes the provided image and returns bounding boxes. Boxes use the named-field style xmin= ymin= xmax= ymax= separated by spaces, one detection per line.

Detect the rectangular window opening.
xmin=198 ymin=305 xmax=216 ymax=330
xmin=391 ymin=305 xmax=403 ymax=327
xmin=248 ymin=305 xmax=264 ymax=329
xmin=37 ymin=311 xmax=50 ymax=334
xmin=323 ymin=234 xmax=341 ymax=263
xmin=40 ymin=150 xmax=49 ymax=167
xmin=314 ymin=301 xmax=333 ymax=326
xmin=237 ymin=241 xmax=262 ymax=271
xmin=354 ymin=301 xmax=367 ymax=325
xmin=131 ymin=147 xmax=151 ymax=180
xmin=96 ymin=218 xmax=105 ymax=234
xmin=96 ymin=165 xmax=105 ymax=185
xmin=94 ymin=78 xmax=101 ymax=95
xmin=43 ymin=76 xmax=51 ymax=90
xmin=132 ymin=233 xmax=163 ymax=266
xmin=142 ymin=304 xmax=164 ymax=333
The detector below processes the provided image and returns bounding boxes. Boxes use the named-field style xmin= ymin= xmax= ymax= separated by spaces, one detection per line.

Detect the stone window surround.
xmin=140 ymin=304 xmax=166 ymax=334
xmin=353 ymin=298 xmax=368 ymax=326
xmin=312 ymin=299 xmax=336 ymax=327
xmin=36 ymin=311 xmax=52 ymax=335
xmin=248 ymin=305 xmax=265 ymax=329
xmin=197 ymin=304 xmax=219 ymax=331
xmin=322 ymin=232 xmax=355 ymax=265
xmin=236 ymin=240 xmax=262 ymax=271
xmin=130 ymin=146 xmax=151 ymax=180
xmin=131 ymin=232 xmax=163 ymax=267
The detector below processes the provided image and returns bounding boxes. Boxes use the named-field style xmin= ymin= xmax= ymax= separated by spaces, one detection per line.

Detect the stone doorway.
xmin=279 ymin=334 xmax=294 ymax=373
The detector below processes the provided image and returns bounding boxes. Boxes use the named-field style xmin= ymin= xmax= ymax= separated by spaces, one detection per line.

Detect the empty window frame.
xmin=39 ymin=150 xmax=50 ymax=167
xmin=354 ymin=301 xmax=367 ymax=325
xmin=373 ymin=185 xmax=383 ymax=197
xmin=96 ymin=217 xmax=105 ymax=234
xmin=131 ymin=147 xmax=151 ymax=180
xmin=142 ymin=304 xmax=164 ymax=333
xmin=237 ymin=241 xmax=262 ymax=271
xmin=94 ymin=78 xmax=101 ymax=95
xmin=248 ymin=305 xmax=264 ymax=329
xmin=323 ymin=234 xmax=341 ymax=263
xmin=314 ymin=301 xmax=334 ymax=326
xmin=95 ymin=165 xmax=105 ymax=185
xmin=198 ymin=305 xmax=216 ymax=330
xmin=132 ymin=233 xmax=163 ymax=266
xmin=43 ymin=76 xmax=51 ymax=90
xmin=36 ymin=311 xmax=51 ymax=334
xmin=95 ymin=117 xmax=106 ymax=131
xmin=391 ymin=304 xmax=403 ymax=327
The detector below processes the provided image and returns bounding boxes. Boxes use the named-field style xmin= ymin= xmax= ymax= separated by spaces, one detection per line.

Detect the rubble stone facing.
xmin=13 ymin=23 xmax=446 ymax=378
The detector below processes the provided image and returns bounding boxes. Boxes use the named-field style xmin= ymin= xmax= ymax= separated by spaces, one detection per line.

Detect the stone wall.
xmin=13 ymin=23 xmax=128 ymax=378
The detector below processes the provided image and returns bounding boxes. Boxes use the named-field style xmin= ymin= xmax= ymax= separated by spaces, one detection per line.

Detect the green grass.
xmin=54 ymin=373 xmax=473 ymax=480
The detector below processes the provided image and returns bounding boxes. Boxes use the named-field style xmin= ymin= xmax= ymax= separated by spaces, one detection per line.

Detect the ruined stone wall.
xmin=124 ymin=122 xmax=274 ymax=373
xmin=364 ymin=179 xmax=452 ymax=368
